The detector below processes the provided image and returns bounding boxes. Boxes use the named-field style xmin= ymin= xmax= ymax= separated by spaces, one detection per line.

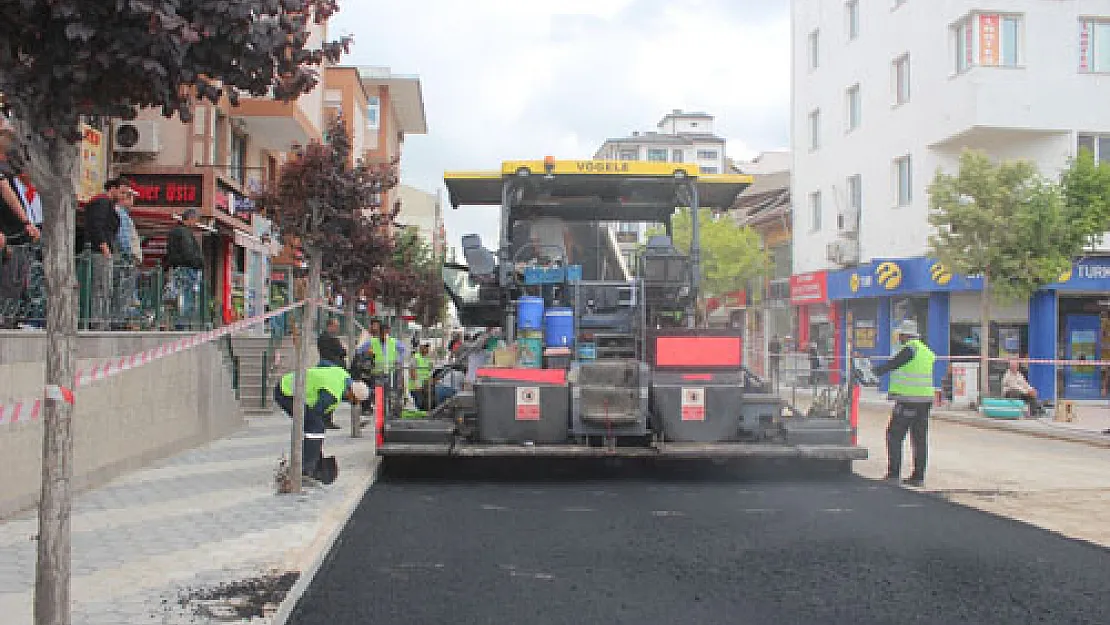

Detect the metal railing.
xmin=0 ymin=243 xmax=215 ymax=331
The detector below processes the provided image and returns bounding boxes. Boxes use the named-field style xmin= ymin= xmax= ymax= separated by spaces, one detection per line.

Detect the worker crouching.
xmin=274 ymin=365 xmax=370 ymax=483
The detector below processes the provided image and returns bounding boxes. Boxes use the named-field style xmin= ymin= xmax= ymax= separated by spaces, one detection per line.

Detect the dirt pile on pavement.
xmin=166 ymin=570 xmax=300 ymax=622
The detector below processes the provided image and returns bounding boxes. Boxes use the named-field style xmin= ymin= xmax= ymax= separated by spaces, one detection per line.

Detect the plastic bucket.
xmin=517 ymin=296 xmax=544 ymax=331
xmin=544 ymin=308 xmax=575 ymax=348
xmin=517 ymin=337 xmax=544 ymax=368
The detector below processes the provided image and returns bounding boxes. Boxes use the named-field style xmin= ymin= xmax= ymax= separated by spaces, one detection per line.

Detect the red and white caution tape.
xmin=1 ymin=300 xmax=311 ymax=427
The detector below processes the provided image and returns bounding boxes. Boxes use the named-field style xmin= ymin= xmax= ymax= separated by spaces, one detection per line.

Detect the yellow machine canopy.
xmin=444 ymin=159 xmax=752 ymax=223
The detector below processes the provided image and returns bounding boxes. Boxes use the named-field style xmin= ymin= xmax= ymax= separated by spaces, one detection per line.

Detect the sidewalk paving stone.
xmin=0 ymin=405 xmax=378 ymax=625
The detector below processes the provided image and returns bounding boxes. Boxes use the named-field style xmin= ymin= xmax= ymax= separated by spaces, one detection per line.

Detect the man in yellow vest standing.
xmin=410 ymin=342 xmax=433 ymax=409
xmin=355 ymin=318 xmax=402 ymax=413
xmin=871 ymin=320 xmax=936 ymax=487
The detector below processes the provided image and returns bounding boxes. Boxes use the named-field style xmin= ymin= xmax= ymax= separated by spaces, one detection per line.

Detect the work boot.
xmin=902 ymin=476 xmax=924 ymax=487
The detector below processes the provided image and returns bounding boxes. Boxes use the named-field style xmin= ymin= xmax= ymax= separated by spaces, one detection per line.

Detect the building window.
xmin=893 ymin=54 xmax=911 ymax=104
xmin=846 ymin=0 xmax=859 ymax=40
xmin=672 ymin=149 xmax=684 ymax=162
xmin=1078 ymin=133 xmax=1110 ymax=164
xmin=894 ymin=155 xmax=913 ymax=206
xmin=619 ymin=149 xmax=638 ymax=160
xmin=1079 ymin=19 xmax=1110 ymax=72
xmin=846 ymin=84 xmax=861 ymax=131
xmin=366 ymin=96 xmax=380 ymax=131
xmin=697 ymin=149 xmax=719 ymax=160
xmin=647 ymin=148 xmax=668 ymax=162
xmin=955 ymin=13 xmax=1023 ymax=72
xmin=810 ymin=191 xmax=822 ymax=231
xmin=954 ymin=16 xmax=973 ymax=73
xmin=808 ymin=109 xmax=821 ymax=150
xmin=893 ymin=0 xmax=907 ymax=8
xmin=700 ymin=166 xmax=719 ymax=174
xmin=843 ymin=174 xmax=862 ymax=230
xmin=229 ymin=133 xmax=247 ymax=185
xmin=808 ymin=29 xmax=820 ymax=70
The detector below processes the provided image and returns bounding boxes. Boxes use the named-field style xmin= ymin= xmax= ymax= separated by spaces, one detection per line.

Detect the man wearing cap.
xmin=274 ymin=364 xmax=369 ymax=482
xmin=871 ymin=320 xmax=936 ymax=487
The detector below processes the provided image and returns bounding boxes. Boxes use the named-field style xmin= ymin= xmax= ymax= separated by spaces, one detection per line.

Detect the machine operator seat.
xmin=639 ymin=235 xmax=692 ymax=307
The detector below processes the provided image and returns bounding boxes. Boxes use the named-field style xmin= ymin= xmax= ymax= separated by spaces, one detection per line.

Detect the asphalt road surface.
xmin=288 ymin=459 xmax=1110 ymax=625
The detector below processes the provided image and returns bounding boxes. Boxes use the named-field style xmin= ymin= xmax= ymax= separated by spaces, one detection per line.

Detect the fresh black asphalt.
xmin=289 ymin=459 xmax=1110 ymax=625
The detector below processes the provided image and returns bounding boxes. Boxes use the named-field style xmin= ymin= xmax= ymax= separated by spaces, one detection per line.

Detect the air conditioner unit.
xmin=112 ymin=120 xmax=161 ymax=153
xmin=839 ymin=209 xmax=860 ymax=236
xmin=836 ymin=239 xmax=861 ymax=265
xmin=825 ymin=241 xmax=840 ymax=263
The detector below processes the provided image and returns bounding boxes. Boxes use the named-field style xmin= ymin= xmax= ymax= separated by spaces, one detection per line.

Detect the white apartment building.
xmin=792 ymin=0 xmax=1110 ymax=274
xmin=791 ymin=0 xmax=1110 ymax=402
xmin=593 ymin=110 xmax=730 ymax=265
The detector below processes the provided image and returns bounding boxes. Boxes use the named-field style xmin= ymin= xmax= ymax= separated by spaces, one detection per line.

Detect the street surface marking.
xmin=651 ymin=510 xmax=685 ymax=517
xmin=480 ymin=504 xmax=508 ymax=511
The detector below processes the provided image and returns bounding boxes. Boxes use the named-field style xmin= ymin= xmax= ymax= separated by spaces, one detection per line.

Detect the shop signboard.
xmin=789 ymin=271 xmax=828 ymax=305
xmin=128 ymin=174 xmax=204 ymax=208
xmin=78 ymin=124 xmax=107 ymax=203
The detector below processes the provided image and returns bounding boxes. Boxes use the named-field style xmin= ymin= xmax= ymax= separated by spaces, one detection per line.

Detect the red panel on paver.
xmin=476 ymin=368 xmax=566 ymax=385
xmin=655 ymin=336 xmax=742 ymax=367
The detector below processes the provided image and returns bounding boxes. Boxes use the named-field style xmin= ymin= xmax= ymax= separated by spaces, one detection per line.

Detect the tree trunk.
xmin=290 ymin=249 xmax=321 ymax=492
xmin=345 ymin=290 xmax=361 ymax=438
xmin=33 ymin=138 xmax=80 ymax=625
xmin=979 ymin=273 xmax=991 ymax=404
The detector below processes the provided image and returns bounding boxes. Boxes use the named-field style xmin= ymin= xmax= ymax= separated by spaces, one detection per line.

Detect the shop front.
xmin=828 ymin=257 xmax=970 ymax=392
xmin=125 ymin=169 xmax=271 ymax=329
xmin=1040 ymin=257 xmax=1110 ymax=400
xmin=790 ymin=270 xmax=840 ymax=383
xmin=829 ymin=255 xmax=1110 ymax=401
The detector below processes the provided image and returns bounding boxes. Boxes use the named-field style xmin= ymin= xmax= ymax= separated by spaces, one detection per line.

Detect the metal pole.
xmin=688 ymin=181 xmax=701 ymax=328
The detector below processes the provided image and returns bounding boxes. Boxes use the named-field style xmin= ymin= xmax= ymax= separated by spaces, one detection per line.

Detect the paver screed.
xmin=0 ymin=406 xmax=377 ymax=625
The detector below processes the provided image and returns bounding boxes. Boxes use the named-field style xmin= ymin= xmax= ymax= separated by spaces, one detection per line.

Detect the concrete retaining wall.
xmin=0 ymin=332 xmax=244 ymax=519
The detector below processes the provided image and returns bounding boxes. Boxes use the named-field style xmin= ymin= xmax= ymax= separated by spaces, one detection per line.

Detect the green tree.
xmin=650 ymin=207 xmax=769 ymax=299
xmin=928 ymin=149 xmax=1110 ymax=399
xmin=0 ymin=3 xmax=348 ymax=621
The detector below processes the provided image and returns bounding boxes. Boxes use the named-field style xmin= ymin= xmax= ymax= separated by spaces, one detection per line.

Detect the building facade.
xmin=734 ymin=166 xmax=793 ymax=378
xmin=792 ymin=0 xmax=1110 ymax=400
xmin=96 ymin=47 xmax=427 ymax=329
xmin=396 ymin=184 xmax=446 ymax=258
xmin=593 ymin=110 xmax=730 ymax=266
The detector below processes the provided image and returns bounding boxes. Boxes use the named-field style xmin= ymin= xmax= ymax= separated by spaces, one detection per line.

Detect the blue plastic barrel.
xmin=544 ymin=308 xmax=575 ymax=348
xmin=517 ymin=296 xmax=544 ymax=331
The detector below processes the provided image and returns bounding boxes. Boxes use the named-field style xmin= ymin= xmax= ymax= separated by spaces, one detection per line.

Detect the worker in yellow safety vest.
xmin=274 ymin=364 xmax=369 ymax=482
xmin=870 ymin=319 xmax=936 ymax=488
xmin=357 ymin=318 xmax=400 ymax=375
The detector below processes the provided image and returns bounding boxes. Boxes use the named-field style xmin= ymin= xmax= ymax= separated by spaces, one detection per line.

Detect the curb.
xmin=271 ymin=452 xmax=382 ymax=625
xmin=860 ymin=399 xmax=1110 ymax=450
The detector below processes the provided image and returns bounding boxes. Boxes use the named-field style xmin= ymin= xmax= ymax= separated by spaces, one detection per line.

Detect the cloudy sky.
xmin=330 ymin=0 xmax=790 ymax=250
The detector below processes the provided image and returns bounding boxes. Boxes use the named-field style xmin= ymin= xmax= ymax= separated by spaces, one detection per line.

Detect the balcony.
xmin=232 ymin=94 xmax=322 ymax=152
xmin=929 ymin=67 xmax=1105 ymax=149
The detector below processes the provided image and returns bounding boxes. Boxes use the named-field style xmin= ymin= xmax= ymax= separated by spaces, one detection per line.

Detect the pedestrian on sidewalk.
xmin=274 ymin=365 xmax=369 ymax=482
xmin=871 ymin=320 xmax=935 ymax=487
xmin=316 ymin=317 xmax=348 ymax=430
xmin=1002 ymin=359 xmax=1044 ymax=416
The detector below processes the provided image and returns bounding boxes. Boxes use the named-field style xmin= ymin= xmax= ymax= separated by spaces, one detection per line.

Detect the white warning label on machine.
xmin=681 ymin=387 xmax=706 ymax=421
xmin=515 ymin=386 xmax=541 ymax=421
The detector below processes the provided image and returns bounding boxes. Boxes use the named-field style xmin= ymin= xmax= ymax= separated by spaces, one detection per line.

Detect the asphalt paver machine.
xmin=378 ymin=158 xmax=866 ymax=467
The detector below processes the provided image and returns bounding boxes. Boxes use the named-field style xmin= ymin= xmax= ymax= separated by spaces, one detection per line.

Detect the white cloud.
xmin=329 ymin=0 xmax=789 ymax=251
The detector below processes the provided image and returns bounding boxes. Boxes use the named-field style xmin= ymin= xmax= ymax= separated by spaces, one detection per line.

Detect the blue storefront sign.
xmin=829 ymin=255 xmax=1110 ymax=300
